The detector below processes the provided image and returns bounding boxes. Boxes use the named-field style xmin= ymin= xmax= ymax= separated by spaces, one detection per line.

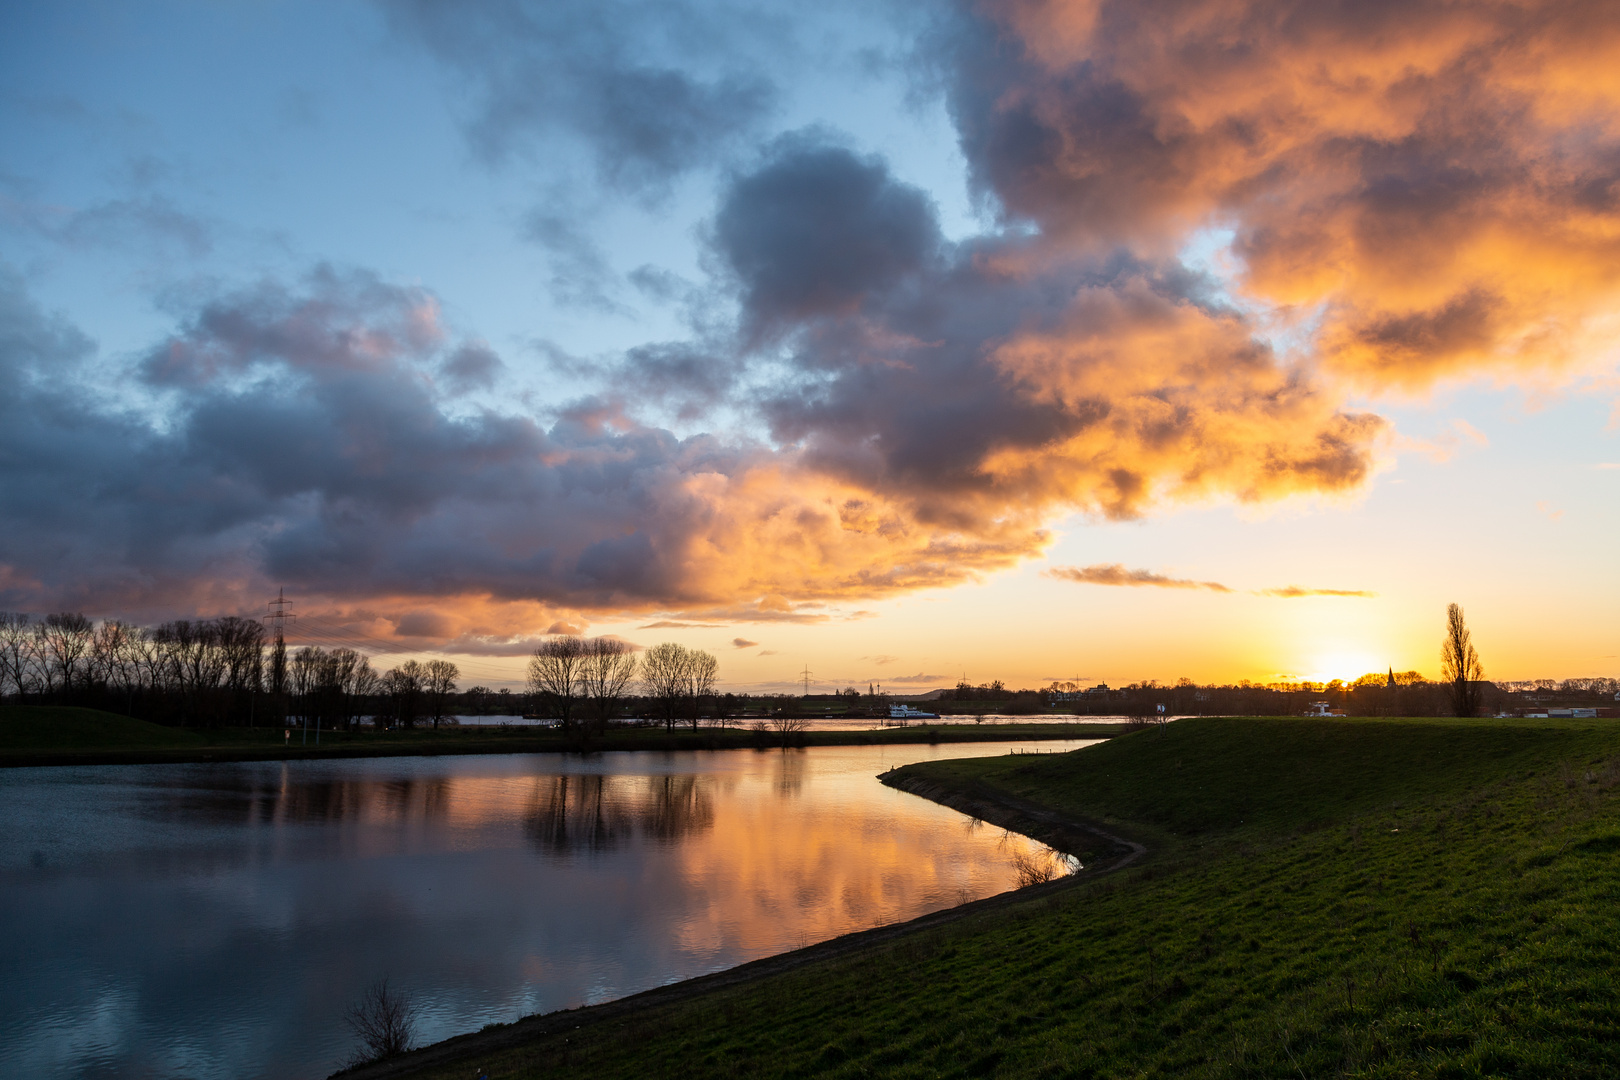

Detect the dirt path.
xmin=334 ymin=767 xmax=1147 ymax=1080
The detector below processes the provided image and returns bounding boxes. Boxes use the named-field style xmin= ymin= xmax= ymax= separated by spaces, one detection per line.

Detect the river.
xmin=0 ymin=739 xmax=1097 ymax=1078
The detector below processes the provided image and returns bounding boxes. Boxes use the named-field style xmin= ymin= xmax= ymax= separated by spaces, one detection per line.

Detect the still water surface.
xmin=0 ymin=740 xmax=1096 ymax=1079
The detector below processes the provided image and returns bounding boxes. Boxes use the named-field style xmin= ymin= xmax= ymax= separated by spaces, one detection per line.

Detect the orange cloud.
xmin=974 ymin=0 xmax=1620 ymax=388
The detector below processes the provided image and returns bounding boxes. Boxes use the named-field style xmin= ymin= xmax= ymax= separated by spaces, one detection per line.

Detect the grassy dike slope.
xmin=376 ymin=716 xmax=1620 ymax=1079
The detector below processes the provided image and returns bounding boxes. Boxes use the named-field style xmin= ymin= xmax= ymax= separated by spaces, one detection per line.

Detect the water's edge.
xmin=1 ymin=726 xmax=1119 ymax=769
xmin=879 ymin=768 xmax=1147 ymax=872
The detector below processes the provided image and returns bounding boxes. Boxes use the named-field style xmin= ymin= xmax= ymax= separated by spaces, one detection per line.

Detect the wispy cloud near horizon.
xmin=1051 ymin=565 xmax=1375 ymax=599
xmin=1047 ymin=564 xmax=1233 ymax=592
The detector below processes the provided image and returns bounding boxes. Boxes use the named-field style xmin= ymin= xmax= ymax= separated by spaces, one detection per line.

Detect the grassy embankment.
xmin=0 ymin=706 xmax=1116 ymax=767
xmin=369 ymin=715 xmax=1620 ymax=1079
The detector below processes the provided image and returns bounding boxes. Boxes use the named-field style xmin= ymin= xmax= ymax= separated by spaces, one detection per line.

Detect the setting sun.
xmin=1305 ymin=653 xmax=1388 ymax=686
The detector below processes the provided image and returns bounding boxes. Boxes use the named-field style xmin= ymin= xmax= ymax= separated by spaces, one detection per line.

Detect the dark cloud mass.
xmin=0 ymin=266 xmax=1036 ymax=630
xmin=716 ymin=141 xmax=943 ymax=333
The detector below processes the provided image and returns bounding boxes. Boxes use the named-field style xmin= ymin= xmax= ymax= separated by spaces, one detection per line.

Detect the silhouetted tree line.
xmin=0 ymin=611 xmax=461 ymax=730
xmin=1034 ymin=674 xmax=1618 ymax=718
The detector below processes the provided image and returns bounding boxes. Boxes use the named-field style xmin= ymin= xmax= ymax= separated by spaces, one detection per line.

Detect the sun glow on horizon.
xmin=1302 ymin=651 xmax=1386 ymax=686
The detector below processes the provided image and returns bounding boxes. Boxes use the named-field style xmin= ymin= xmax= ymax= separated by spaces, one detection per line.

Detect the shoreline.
xmin=0 ymin=721 xmax=1121 ymax=769
xmin=334 ymin=756 xmax=1141 ymax=1080
xmin=878 ymin=765 xmax=1147 ymax=873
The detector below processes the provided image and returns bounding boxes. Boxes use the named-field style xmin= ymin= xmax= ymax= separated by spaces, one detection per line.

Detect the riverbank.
xmin=0 ymin=706 xmax=1122 ymax=768
xmin=340 ymin=714 xmax=1620 ymax=1078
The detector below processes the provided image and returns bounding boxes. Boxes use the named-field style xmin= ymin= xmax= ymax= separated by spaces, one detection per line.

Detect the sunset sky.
xmin=2 ymin=0 xmax=1617 ymax=692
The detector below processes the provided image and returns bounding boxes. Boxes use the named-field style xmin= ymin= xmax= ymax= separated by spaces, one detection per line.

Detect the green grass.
xmin=0 ymin=706 xmax=1115 ymax=766
xmin=400 ymin=716 xmax=1620 ymax=1079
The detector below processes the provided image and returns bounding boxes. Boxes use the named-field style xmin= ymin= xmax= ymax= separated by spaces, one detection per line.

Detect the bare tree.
xmin=641 ymin=642 xmax=691 ymax=732
xmin=289 ymin=645 xmax=323 ymax=728
xmin=1441 ymin=602 xmax=1485 ymax=717
xmin=423 ymin=659 xmax=459 ymax=729
xmin=343 ymin=978 xmax=419 ymax=1066
xmin=381 ymin=659 xmax=424 ymax=729
xmin=0 ymin=612 xmax=38 ymax=701
xmin=154 ymin=619 xmax=228 ymax=721
xmin=215 ymin=616 xmax=265 ymax=694
xmin=340 ymin=650 xmax=377 ymax=729
xmin=528 ymin=636 xmax=587 ymax=729
xmin=127 ymin=624 xmax=164 ymax=699
xmin=769 ymin=707 xmax=807 ymax=746
xmin=90 ymin=621 xmax=142 ymax=712
xmin=686 ymin=649 xmax=718 ymax=731
xmin=579 ymin=637 xmax=638 ymax=731
xmin=36 ymin=612 xmax=93 ymax=698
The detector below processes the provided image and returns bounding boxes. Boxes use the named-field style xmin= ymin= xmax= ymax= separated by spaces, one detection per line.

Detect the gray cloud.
xmin=521 ymin=210 xmax=632 ymax=313
xmin=616 ymin=342 xmax=742 ymax=421
xmin=2 ymin=191 xmax=213 ymax=258
xmin=715 ymin=136 xmax=943 ymax=335
xmin=440 ymin=341 xmax=504 ymax=396
xmin=731 ymin=637 xmax=758 ymax=649
xmin=388 ymin=0 xmax=780 ymax=196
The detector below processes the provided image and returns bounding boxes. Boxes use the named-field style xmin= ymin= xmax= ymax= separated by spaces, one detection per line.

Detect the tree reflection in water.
xmin=773 ymin=749 xmax=805 ymax=796
xmin=525 ymin=773 xmax=715 ymax=855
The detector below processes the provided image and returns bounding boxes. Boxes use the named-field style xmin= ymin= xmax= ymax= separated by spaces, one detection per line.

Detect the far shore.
xmin=0 ymin=706 xmax=1121 ymax=768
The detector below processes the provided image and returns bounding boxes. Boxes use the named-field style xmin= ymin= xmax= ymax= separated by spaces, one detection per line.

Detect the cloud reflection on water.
xmin=0 ymin=742 xmax=1094 ymax=1079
